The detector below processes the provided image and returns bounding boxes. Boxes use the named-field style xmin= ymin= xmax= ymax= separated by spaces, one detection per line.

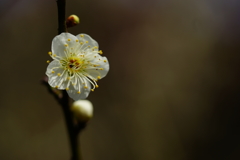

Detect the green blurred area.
xmin=0 ymin=0 xmax=240 ymax=160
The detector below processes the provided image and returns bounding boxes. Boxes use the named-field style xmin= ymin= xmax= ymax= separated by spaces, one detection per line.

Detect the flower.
xmin=46 ymin=33 xmax=109 ymax=100
xmin=71 ymin=100 xmax=93 ymax=122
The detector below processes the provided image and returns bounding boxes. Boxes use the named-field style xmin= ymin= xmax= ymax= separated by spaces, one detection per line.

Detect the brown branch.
xmin=56 ymin=0 xmax=81 ymax=160
xmin=43 ymin=1 xmax=86 ymax=159
xmin=57 ymin=0 xmax=67 ymax=34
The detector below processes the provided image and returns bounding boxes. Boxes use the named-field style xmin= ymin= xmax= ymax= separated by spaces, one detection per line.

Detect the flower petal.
xmin=46 ymin=60 xmax=60 ymax=76
xmin=46 ymin=60 xmax=68 ymax=89
xmin=86 ymin=56 xmax=109 ymax=80
xmin=52 ymin=33 xmax=78 ymax=57
xmin=67 ymin=82 xmax=91 ymax=100
xmin=48 ymin=70 xmax=66 ymax=89
xmin=76 ymin=33 xmax=99 ymax=49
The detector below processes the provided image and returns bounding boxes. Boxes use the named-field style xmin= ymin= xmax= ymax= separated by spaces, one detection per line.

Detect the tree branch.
xmin=57 ymin=0 xmax=67 ymax=34
xmin=56 ymin=0 xmax=81 ymax=160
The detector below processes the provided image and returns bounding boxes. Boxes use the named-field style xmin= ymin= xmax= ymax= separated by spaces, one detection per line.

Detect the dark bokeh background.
xmin=1 ymin=0 xmax=240 ymax=160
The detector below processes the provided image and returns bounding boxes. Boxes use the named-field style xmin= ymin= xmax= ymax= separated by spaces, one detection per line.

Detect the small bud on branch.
xmin=66 ymin=14 xmax=80 ymax=28
xmin=71 ymin=100 xmax=93 ymax=123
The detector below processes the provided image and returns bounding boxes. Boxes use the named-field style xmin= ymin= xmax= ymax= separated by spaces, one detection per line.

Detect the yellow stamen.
xmin=55 ymin=86 xmax=59 ymax=89
xmin=99 ymin=50 xmax=103 ymax=54
xmin=84 ymin=86 xmax=88 ymax=89
xmin=80 ymin=34 xmax=84 ymax=37
xmin=96 ymin=85 xmax=99 ymax=88
xmin=67 ymin=39 xmax=71 ymax=41
xmin=97 ymin=76 xmax=101 ymax=79
xmin=91 ymin=89 xmax=94 ymax=91
xmin=80 ymin=42 xmax=83 ymax=45
xmin=85 ymin=41 xmax=89 ymax=43
xmin=53 ymin=54 xmax=56 ymax=57
xmin=57 ymin=73 xmax=61 ymax=76
xmin=64 ymin=44 xmax=68 ymax=47
xmin=51 ymin=71 xmax=55 ymax=73
xmin=48 ymin=51 xmax=52 ymax=55
xmin=66 ymin=88 xmax=69 ymax=91
xmin=104 ymin=60 xmax=107 ymax=63
xmin=76 ymin=39 xmax=79 ymax=42
xmin=77 ymin=91 xmax=81 ymax=94
xmin=46 ymin=60 xmax=50 ymax=63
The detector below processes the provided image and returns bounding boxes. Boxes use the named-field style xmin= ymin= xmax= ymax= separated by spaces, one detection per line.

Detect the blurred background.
xmin=1 ymin=0 xmax=240 ymax=160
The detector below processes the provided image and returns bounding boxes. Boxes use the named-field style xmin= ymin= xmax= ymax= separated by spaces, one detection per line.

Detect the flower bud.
xmin=71 ymin=100 xmax=93 ymax=122
xmin=66 ymin=14 xmax=80 ymax=28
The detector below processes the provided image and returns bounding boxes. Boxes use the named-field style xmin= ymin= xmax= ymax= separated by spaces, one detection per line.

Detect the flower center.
xmin=60 ymin=56 xmax=86 ymax=76
xmin=67 ymin=56 xmax=84 ymax=71
xmin=69 ymin=58 xmax=81 ymax=69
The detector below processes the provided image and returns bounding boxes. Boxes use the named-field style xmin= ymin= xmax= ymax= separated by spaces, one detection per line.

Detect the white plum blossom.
xmin=46 ymin=33 xmax=109 ymax=100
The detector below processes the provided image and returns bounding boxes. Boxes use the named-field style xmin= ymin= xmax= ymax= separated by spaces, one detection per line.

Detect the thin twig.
xmin=56 ymin=0 xmax=81 ymax=160
xmin=57 ymin=0 xmax=67 ymax=34
xmin=60 ymin=91 xmax=80 ymax=160
xmin=43 ymin=1 xmax=85 ymax=159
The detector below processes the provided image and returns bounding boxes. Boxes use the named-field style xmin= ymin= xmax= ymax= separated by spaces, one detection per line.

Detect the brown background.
xmin=0 ymin=0 xmax=240 ymax=160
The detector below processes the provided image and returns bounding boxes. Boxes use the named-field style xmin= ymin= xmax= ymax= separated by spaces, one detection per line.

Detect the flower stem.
xmin=56 ymin=0 xmax=81 ymax=160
